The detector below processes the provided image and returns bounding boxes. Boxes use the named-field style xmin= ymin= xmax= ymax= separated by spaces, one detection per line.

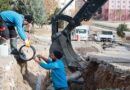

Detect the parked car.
xmin=71 ymin=25 xmax=89 ymax=41
xmin=95 ymin=31 xmax=115 ymax=42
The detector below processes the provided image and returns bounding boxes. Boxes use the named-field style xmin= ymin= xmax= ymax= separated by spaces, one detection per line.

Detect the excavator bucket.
xmin=50 ymin=0 xmax=108 ymax=70
xmin=50 ymin=33 xmax=84 ymax=69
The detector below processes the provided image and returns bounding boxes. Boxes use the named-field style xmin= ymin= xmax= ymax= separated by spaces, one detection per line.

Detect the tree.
xmin=0 ymin=0 xmax=12 ymax=11
xmin=33 ymin=0 xmax=48 ymax=25
xmin=12 ymin=0 xmax=48 ymax=25
xmin=44 ymin=0 xmax=58 ymax=21
xmin=12 ymin=0 xmax=27 ymax=14
xmin=116 ymin=24 xmax=129 ymax=38
xmin=52 ymin=8 xmax=65 ymax=29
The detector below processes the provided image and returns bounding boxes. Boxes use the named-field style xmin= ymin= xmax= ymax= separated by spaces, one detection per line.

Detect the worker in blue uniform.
xmin=34 ymin=50 xmax=69 ymax=90
xmin=0 ymin=10 xmax=33 ymax=54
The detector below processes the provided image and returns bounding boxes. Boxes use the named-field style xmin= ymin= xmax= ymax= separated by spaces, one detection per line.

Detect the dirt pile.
xmin=82 ymin=58 xmax=130 ymax=90
xmin=69 ymin=57 xmax=130 ymax=90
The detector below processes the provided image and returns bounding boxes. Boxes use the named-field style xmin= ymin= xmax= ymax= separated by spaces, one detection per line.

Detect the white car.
xmin=71 ymin=25 xmax=89 ymax=41
xmin=95 ymin=31 xmax=115 ymax=42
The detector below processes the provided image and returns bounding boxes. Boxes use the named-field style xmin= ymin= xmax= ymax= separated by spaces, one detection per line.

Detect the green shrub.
xmin=116 ymin=24 xmax=129 ymax=38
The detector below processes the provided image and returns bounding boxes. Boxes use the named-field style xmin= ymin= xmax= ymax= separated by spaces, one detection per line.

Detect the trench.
xmin=69 ymin=42 xmax=130 ymax=90
xmin=6 ymin=36 xmax=129 ymax=90
xmin=68 ymin=57 xmax=130 ymax=90
xmin=7 ymin=41 xmax=129 ymax=90
xmin=11 ymin=35 xmax=51 ymax=90
xmin=14 ymin=55 xmax=47 ymax=90
xmin=15 ymin=57 xmax=34 ymax=89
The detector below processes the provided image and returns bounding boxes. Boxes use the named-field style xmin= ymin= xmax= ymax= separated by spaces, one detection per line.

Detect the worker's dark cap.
xmin=24 ymin=15 xmax=33 ymax=23
xmin=53 ymin=50 xmax=63 ymax=59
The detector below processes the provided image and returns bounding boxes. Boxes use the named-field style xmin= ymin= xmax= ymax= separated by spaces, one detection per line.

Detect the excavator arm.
xmin=50 ymin=0 xmax=108 ymax=70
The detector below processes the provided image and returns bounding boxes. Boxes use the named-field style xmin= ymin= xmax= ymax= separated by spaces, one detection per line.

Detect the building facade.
xmin=102 ymin=0 xmax=130 ymax=21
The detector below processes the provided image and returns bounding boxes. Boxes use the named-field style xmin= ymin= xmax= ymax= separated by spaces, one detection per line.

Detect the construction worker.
xmin=0 ymin=10 xmax=33 ymax=54
xmin=34 ymin=50 xmax=69 ymax=90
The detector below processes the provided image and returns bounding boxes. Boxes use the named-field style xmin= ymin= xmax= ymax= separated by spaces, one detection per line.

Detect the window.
xmin=77 ymin=29 xmax=87 ymax=34
xmin=102 ymin=31 xmax=113 ymax=35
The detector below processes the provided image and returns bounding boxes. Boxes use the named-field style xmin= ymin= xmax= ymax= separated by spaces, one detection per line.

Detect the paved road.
xmin=92 ymin=21 xmax=130 ymax=30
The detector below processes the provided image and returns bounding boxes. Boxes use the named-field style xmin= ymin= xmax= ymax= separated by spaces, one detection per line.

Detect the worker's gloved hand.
xmin=25 ymin=39 xmax=31 ymax=47
xmin=34 ymin=57 xmax=41 ymax=63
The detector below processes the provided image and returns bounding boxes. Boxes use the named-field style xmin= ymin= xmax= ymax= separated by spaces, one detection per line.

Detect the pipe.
xmin=35 ymin=75 xmax=44 ymax=90
xmin=67 ymin=71 xmax=84 ymax=85
xmin=67 ymin=71 xmax=81 ymax=81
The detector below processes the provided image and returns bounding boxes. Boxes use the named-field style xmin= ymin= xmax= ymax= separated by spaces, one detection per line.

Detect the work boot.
xmin=19 ymin=51 xmax=26 ymax=61
xmin=10 ymin=48 xmax=19 ymax=55
xmin=10 ymin=38 xmax=19 ymax=55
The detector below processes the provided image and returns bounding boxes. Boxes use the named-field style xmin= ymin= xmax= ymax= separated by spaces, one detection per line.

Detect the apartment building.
xmin=102 ymin=0 xmax=130 ymax=21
